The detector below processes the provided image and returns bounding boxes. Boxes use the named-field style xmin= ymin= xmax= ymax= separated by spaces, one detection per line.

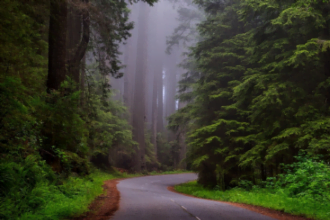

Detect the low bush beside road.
xmin=175 ymin=155 xmax=330 ymax=220
xmin=0 ymin=158 xmax=130 ymax=220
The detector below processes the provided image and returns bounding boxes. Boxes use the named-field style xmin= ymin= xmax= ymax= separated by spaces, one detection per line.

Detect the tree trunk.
xmin=132 ymin=1 xmax=150 ymax=172
xmin=123 ymin=3 xmax=138 ymax=125
xmin=151 ymin=65 xmax=158 ymax=158
xmin=164 ymin=49 xmax=178 ymax=124
xmin=67 ymin=0 xmax=90 ymax=85
xmin=178 ymin=101 xmax=187 ymax=169
xmin=47 ymin=0 xmax=68 ymax=91
xmin=67 ymin=5 xmax=82 ymax=84
xmin=157 ymin=69 xmax=164 ymax=133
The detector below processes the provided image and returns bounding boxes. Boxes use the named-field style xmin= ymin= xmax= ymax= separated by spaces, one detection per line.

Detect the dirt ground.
xmin=73 ymin=179 xmax=122 ymax=220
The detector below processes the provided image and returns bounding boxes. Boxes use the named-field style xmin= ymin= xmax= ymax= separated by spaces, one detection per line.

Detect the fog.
xmin=105 ymin=0 xmax=202 ymax=171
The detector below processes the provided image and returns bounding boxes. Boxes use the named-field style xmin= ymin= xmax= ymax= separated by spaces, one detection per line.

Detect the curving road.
xmin=111 ymin=173 xmax=276 ymax=220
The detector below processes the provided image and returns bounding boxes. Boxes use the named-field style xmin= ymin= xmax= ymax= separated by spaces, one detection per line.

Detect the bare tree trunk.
xmin=165 ymin=49 xmax=178 ymax=119
xmin=123 ymin=38 xmax=135 ymax=124
xmin=123 ymin=3 xmax=138 ymax=125
xmin=47 ymin=0 xmax=68 ymax=91
xmin=151 ymin=66 xmax=158 ymax=158
xmin=157 ymin=70 xmax=164 ymax=133
xmin=80 ymin=55 xmax=86 ymax=106
xmin=67 ymin=5 xmax=81 ymax=83
xmin=178 ymin=101 xmax=187 ymax=169
xmin=67 ymin=0 xmax=90 ymax=85
xmin=132 ymin=2 xmax=150 ymax=172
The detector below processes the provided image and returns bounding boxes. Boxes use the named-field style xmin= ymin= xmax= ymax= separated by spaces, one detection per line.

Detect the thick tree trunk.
xmin=132 ymin=2 xmax=149 ymax=172
xmin=123 ymin=3 xmax=138 ymax=125
xmin=150 ymin=2 xmax=166 ymax=157
xmin=47 ymin=0 xmax=68 ymax=91
xmin=123 ymin=41 xmax=134 ymax=123
xmin=67 ymin=6 xmax=81 ymax=84
xmin=67 ymin=0 xmax=90 ymax=85
xmin=164 ymin=49 xmax=178 ymax=123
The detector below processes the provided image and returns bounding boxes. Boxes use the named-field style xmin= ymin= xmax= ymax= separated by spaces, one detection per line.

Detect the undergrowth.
xmin=0 ymin=155 xmax=190 ymax=220
xmin=175 ymin=156 xmax=330 ymax=220
xmin=0 ymin=156 xmax=134 ymax=220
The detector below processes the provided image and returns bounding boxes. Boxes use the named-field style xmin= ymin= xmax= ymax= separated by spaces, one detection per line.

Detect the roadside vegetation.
xmin=0 ymin=1 xmax=188 ymax=219
xmin=0 ymin=160 xmax=128 ymax=220
xmin=0 ymin=155 xmax=186 ymax=220
xmin=175 ymin=155 xmax=330 ymax=220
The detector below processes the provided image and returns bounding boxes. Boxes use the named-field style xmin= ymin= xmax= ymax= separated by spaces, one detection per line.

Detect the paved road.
xmin=111 ymin=173 xmax=275 ymax=220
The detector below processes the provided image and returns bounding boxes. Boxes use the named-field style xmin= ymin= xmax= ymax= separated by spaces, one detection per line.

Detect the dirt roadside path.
xmin=73 ymin=178 xmax=122 ymax=220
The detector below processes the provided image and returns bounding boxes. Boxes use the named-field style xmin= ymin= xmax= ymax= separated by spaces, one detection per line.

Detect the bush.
xmin=0 ymin=157 xmax=122 ymax=220
xmin=272 ymin=155 xmax=330 ymax=200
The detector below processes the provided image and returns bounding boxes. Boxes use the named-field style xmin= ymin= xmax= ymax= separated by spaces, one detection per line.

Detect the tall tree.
xmin=132 ymin=1 xmax=150 ymax=172
xmin=47 ymin=0 xmax=68 ymax=91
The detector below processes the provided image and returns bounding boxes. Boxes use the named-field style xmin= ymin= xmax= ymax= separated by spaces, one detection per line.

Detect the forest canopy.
xmin=169 ymin=0 xmax=330 ymax=189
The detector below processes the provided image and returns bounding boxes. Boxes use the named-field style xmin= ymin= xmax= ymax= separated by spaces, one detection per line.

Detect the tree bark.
xmin=151 ymin=65 xmax=158 ymax=158
xmin=67 ymin=0 xmax=90 ymax=85
xmin=47 ymin=0 xmax=68 ymax=91
xmin=67 ymin=4 xmax=82 ymax=85
xmin=123 ymin=3 xmax=139 ymax=125
xmin=178 ymin=101 xmax=187 ymax=169
xmin=132 ymin=1 xmax=150 ymax=172
xmin=157 ymin=69 xmax=164 ymax=132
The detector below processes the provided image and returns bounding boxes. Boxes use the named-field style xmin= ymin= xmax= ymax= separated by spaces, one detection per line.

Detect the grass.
xmin=0 ymin=164 xmax=191 ymax=220
xmin=19 ymin=171 xmax=135 ymax=220
xmin=175 ymin=181 xmax=330 ymax=220
xmin=0 ymin=171 xmax=136 ymax=220
xmin=4 ymin=169 xmax=190 ymax=220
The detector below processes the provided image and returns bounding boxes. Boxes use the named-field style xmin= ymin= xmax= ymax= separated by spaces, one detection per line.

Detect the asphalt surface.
xmin=111 ymin=173 xmax=276 ymax=220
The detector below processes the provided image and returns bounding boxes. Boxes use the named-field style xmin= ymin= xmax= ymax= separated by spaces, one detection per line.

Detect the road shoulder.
xmin=73 ymin=179 xmax=122 ymax=220
xmin=168 ymin=186 xmax=313 ymax=220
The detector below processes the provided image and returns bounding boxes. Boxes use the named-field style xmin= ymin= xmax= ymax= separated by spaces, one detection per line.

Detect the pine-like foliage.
xmin=172 ymin=0 xmax=330 ymax=188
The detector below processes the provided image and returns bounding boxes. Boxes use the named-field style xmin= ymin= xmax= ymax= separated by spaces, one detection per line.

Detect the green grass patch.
xmin=0 ymin=161 xmax=190 ymax=220
xmin=1 ymin=170 xmax=136 ymax=220
xmin=175 ymin=181 xmax=330 ymax=220
xmin=15 ymin=170 xmax=189 ymax=219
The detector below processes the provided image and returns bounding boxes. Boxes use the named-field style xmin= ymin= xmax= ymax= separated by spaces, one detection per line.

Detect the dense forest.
xmin=1 ymin=0 xmax=330 ymax=219
xmin=1 ymin=0 xmax=190 ymax=218
xmin=0 ymin=0 xmax=188 ymax=177
xmin=168 ymin=0 xmax=330 ymax=188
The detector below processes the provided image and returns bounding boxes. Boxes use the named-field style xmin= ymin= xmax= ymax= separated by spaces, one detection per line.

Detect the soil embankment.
xmin=73 ymin=179 xmax=122 ymax=220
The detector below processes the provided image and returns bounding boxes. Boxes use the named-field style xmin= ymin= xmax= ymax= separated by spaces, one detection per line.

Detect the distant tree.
xmin=132 ymin=2 xmax=150 ymax=172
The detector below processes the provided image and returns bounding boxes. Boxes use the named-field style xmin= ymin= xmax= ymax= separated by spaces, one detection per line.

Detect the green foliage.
xmin=170 ymin=0 xmax=330 ymax=190
xmin=0 ymin=158 xmax=127 ymax=220
xmin=0 ymin=0 xmax=140 ymax=218
xmin=157 ymin=133 xmax=174 ymax=171
xmin=268 ymin=154 xmax=330 ymax=201
xmin=144 ymin=130 xmax=160 ymax=170
xmin=175 ymin=179 xmax=330 ymax=220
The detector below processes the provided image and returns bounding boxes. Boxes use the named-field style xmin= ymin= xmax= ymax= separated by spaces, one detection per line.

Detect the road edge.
xmin=72 ymin=178 xmax=122 ymax=220
xmin=167 ymin=186 xmax=313 ymax=220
